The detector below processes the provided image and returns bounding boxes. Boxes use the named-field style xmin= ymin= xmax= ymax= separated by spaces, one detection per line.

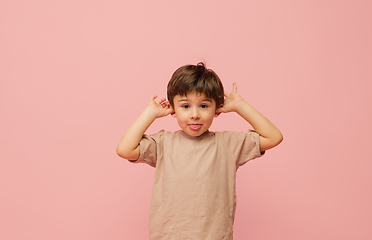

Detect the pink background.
xmin=1 ymin=0 xmax=371 ymax=239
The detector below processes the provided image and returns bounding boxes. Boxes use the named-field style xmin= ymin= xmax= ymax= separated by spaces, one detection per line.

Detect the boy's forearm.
xmin=116 ymin=108 xmax=157 ymax=160
xmin=236 ymin=100 xmax=283 ymax=151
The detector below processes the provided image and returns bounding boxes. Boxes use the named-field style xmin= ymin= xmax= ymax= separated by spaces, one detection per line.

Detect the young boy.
xmin=116 ymin=62 xmax=283 ymax=240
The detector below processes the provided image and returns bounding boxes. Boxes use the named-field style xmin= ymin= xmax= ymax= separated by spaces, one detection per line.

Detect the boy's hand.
xmin=216 ymin=82 xmax=244 ymax=114
xmin=146 ymin=95 xmax=173 ymax=118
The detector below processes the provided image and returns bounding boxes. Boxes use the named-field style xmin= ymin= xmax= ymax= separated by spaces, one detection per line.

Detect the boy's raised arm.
xmin=116 ymin=96 xmax=173 ymax=160
xmin=216 ymin=83 xmax=283 ymax=152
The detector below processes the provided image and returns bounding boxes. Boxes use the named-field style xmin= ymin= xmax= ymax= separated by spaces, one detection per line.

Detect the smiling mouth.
xmin=188 ymin=124 xmax=202 ymax=131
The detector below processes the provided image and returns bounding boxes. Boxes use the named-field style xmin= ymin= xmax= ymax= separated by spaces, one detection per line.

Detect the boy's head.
xmin=167 ymin=62 xmax=225 ymax=136
xmin=167 ymin=62 xmax=224 ymax=109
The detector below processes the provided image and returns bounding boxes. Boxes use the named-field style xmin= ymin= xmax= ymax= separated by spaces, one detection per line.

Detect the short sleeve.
xmin=221 ymin=130 xmax=264 ymax=167
xmin=128 ymin=130 xmax=164 ymax=167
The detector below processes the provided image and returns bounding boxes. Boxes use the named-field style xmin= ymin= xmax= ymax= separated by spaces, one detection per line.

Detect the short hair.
xmin=167 ymin=62 xmax=224 ymax=108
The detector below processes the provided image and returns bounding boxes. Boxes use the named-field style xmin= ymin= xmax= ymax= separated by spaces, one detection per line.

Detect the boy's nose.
xmin=190 ymin=108 xmax=200 ymax=119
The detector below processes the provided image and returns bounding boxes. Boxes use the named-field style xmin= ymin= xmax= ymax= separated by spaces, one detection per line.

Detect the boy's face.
xmin=172 ymin=92 xmax=218 ymax=137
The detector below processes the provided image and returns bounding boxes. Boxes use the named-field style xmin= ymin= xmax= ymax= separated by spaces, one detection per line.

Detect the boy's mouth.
xmin=188 ymin=124 xmax=202 ymax=131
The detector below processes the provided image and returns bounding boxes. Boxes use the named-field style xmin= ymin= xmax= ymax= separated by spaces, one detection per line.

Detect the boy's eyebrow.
xmin=177 ymin=98 xmax=212 ymax=102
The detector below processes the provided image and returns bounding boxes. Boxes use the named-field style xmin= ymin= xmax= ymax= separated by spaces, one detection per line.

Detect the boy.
xmin=116 ymin=62 xmax=283 ymax=239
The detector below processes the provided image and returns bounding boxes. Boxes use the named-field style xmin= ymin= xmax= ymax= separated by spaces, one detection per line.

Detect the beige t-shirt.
xmin=132 ymin=130 xmax=263 ymax=240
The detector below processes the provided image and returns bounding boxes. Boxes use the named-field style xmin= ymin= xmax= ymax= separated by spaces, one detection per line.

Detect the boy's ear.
xmin=171 ymin=111 xmax=176 ymax=118
xmin=215 ymin=104 xmax=223 ymax=117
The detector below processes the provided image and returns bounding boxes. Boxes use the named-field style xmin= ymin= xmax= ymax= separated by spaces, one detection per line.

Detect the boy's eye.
xmin=200 ymin=104 xmax=208 ymax=108
xmin=181 ymin=104 xmax=189 ymax=109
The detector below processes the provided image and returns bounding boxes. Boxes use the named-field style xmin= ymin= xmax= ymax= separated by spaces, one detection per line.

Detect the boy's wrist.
xmin=143 ymin=106 xmax=158 ymax=120
xmin=234 ymin=99 xmax=249 ymax=114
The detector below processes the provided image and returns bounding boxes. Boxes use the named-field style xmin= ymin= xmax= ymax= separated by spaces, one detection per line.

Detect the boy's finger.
xmin=232 ymin=82 xmax=237 ymax=92
xmin=215 ymin=105 xmax=224 ymax=113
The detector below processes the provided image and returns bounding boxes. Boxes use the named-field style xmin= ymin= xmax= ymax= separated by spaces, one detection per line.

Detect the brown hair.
xmin=167 ymin=62 xmax=224 ymax=108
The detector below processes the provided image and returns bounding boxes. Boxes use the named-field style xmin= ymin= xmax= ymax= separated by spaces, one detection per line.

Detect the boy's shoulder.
xmin=215 ymin=130 xmax=261 ymax=144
